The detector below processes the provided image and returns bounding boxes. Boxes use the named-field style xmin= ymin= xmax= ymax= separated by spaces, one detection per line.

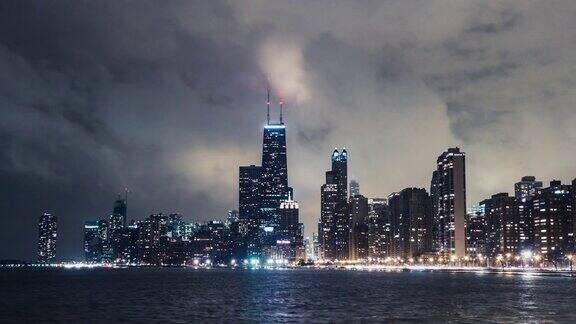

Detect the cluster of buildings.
xmin=35 ymin=93 xmax=575 ymax=267
xmin=318 ymin=147 xmax=467 ymax=262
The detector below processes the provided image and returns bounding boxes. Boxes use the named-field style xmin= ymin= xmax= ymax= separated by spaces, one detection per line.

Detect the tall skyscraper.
xmin=236 ymin=90 xmax=293 ymax=261
xmin=320 ymin=149 xmax=349 ymax=260
xmin=431 ymin=147 xmax=467 ymax=258
xmin=37 ymin=213 xmax=57 ymax=263
xmin=259 ymin=97 xmax=292 ymax=256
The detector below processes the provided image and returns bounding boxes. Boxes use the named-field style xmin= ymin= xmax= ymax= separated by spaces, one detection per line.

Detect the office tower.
xmin=349 ymin=179 xmax=360 ymax=199
xmin=466 ymin=208 xmax=486 ymax=258
xmin=239 ymin=165 xmax=262 ymax=258
xmin=388 ymin=188 xmax=432 ymax=259
xmin=431 ymin=147 xmax=467 ymax=258
xmin=532 ymin=181 xmax=574 ymax=261
xmin=514 ymin=176 xmax=542 ymax=251
xmin=349 ymin=194 xmax=369 ymax=260
xmin=320 ymin=149 xmax=349 ymax=260
xmin=259 ymin=122 xmax=290 ymax=250
xmin=277 ymin=195 xmax=304 ymax=262
xmin=37 ymin=213 xmax=57 ymax=263
xmin=136 ymin=214 xmax=169 ymax=265
xmin=367 ymin=198 xmax=391 ymax=259
xmin=84 ymin=221 xmax=100 ymax=262
xmin=483 ymin=193 xmax=521 ymax=257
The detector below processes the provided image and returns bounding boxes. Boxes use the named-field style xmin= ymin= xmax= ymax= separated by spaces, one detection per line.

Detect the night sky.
xmin=2 ymin=1 xmax=576 ymax=261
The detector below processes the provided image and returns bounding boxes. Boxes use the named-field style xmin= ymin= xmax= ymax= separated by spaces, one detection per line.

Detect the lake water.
xmin=1 ymin=268 xmax=575 ymax=322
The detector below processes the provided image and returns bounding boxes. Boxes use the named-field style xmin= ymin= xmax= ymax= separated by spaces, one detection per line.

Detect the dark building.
xmin=276 ymin=196 xmax=304 ymax=262
xmin=349 ymin=194 xmax=369 ymax=260
xmin=388 ymin=188 xmax=432 ymax=259
xmin=532 ymin=181 xmax=574 ymax=261
xmin=483 ymin=193 xmax=521 ymax=258
xmin=466 ymin=210 xmax=486 ymax=258
xmin=515 ymin=176 xmax=542 ymax=250
xmin=83 ymin=221 xmax=100 ymax=262
xmin=37 ymin=213 xmax=57 ymax=263
xmin=137 ymin=214 xmax=169 ymax=265
xmin=239 ymin=165 xmax=262 ymax=258
xmin=320 ymin=149 xmax=349 ymax=260
xmin=191 ymin=221 xmax=229 ymax=264
xmin=367 ymin=198 xmax=391 ymax=259
xmin=431 ymin=148 xmax=467 ymax=258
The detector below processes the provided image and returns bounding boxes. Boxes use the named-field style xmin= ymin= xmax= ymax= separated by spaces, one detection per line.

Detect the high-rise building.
xmin=430 ymin=147 xmax=467 ymax=258
xmin=367 ymin=198 xmax=391 ymax=259
xmin=349 ymin=194 xmax=369 ymax=260
xmin=239 ymin=165 xmax=262 ymax=258
xmin=320 ymin=149 xmax=349 ymax=260
xmin=349 ymin=179 xmax=360 ymax=199
xmin=388 ymin=188 xmax=432 ymax=258
xmin=483 ymin=193 xmax=521 ymax=258
xmin=514 ymin=176 xmax=542 ymax=251
xmin=532 ymin=181 xmax=574 ymax=261
xmin=37 ymin=213 xmax=57 ymax=263
xmin=466 ymin=205 xmax=486 ymax=258
xmin=259 ymin=123 xmax=290 ymax=247
xmin=84 ymin=221 xmax=100 ymax=262
xmin=276 ymin=195 xmax=304 ymax=262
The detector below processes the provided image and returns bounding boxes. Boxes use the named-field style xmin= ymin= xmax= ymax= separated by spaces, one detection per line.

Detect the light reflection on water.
xmin=0 ymin=268 xmax=574 ymax=322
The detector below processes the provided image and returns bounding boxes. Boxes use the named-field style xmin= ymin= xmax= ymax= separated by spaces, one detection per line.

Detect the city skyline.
xmin=3 ymin=1 xmax=576 ymax=262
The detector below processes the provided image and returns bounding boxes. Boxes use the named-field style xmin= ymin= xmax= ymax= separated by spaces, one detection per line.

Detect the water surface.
xmin=1 ymin=268 xmax=575 ymax=322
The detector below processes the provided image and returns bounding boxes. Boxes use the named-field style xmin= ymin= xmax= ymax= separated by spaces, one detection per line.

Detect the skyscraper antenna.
xmin=279 ymin=98 xmax=284 ymax=124
xmin=266 ymin=85 xmax=271 ymax=125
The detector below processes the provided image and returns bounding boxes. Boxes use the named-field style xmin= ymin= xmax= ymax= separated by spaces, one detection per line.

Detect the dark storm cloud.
xmin=2 ymin=0 xmax=576 ymax=260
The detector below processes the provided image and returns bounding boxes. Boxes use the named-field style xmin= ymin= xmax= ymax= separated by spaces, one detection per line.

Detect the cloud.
xmin=1 ymin=0 xmax=576 ymax=260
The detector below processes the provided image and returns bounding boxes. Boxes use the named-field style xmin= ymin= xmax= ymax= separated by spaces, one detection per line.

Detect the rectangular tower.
xmin=37 ymin=213 xmax=57 ymax=263
xmin=431 ymin=147 xmax=466 ymax=258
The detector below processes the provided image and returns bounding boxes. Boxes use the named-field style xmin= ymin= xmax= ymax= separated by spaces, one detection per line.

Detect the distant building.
xmin=367 ymin=198 xmax=391 ymax=259
xmin=37 ymin=213 xmax=57 ymax=263
xmin=514 ymin=176 xmax=542 ymax=251
xmin=388 ymin=188 xmax=432 ymax=259
xmin=466 ymin=209 xmax=486 ymax=258
xmin=483 ymin=193 xmax=521 ymax=257
xmin=349 ymin=179 xmax=360 ymax=199
xmin=239 ymin=165 xmax=262 ymax=259
xmin=320 ymin=149 xmax=349 ymax=260
xmin=431 ymin=147 xmax=466 ymax=258
xmin=532 ymin=181 xmax=574 ymax=261
xmin=276 ymin=195 xmax=304 ymax=262
xmin=84 ymin=221 xmax=100 ymax=262
xmin=349 ymin=194 xmax=369 ymax=260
